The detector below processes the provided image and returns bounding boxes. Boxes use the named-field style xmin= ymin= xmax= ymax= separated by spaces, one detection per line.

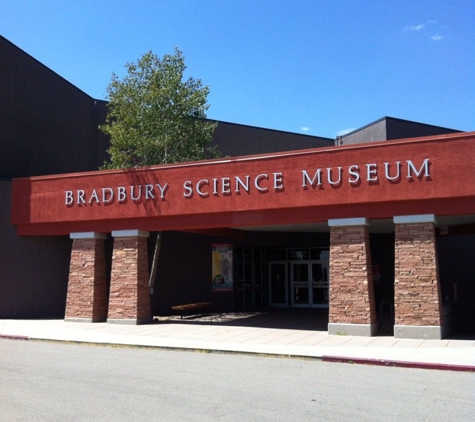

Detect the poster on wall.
xmin=212 ymin=244 xmax=233 ymax=291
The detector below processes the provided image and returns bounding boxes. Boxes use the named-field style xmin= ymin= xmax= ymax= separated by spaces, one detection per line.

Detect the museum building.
xmin=2 ymin=36 xmax=474 ymax=339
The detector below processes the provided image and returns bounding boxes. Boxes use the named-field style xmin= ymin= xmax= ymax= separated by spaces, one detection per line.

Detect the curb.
xmin=27 ymin=337 xmax=325 ymax=361
xmin=0 ymin=334 xmax=29 ymax=341
xmin=2 ymin=335 xmax=474 ymax=372
xmin=322 ymin=355 xmax=475 ymax=372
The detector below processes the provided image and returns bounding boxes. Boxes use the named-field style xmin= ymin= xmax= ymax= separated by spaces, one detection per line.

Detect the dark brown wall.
xmin=94 ymin=100 xmax=111 ymax=168
xmin=0 ymin=36 xmax=107 ymax=178
xmin=0 ymin=37 xmax=106 ymax=318
xmin=341 ymin=117 xmax=460 ymax=146
xmin=385 ymin=117 xmax=460 ymax=140
xmin=0 ymin=182 xmax=70 ymax=318
xmin=341 ymin=119 xmax=387 ymax=145
xmin=210 ymin=121 xmax=333 ymax=157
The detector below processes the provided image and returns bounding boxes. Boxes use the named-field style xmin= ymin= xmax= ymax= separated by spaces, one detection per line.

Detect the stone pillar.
xmin=327 ymin=218 xmax=377 ymax=336
xmin=107 ymin=230 xmax=151 ymax=325
xmin=393 ymin=215 xmax=443 ymax=339
xmin=65 ymin=232 xmax=108 ymax=322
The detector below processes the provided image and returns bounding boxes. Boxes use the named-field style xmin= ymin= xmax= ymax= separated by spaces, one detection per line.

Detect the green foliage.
xmin=101 ymin=48 xmax=220 ymax=169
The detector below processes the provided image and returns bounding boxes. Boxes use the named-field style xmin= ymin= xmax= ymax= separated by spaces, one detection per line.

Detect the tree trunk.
xmin=149 ymin=231 xmax=163 ymax=296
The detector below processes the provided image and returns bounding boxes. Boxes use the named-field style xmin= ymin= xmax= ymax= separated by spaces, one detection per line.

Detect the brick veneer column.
xmin=327 ymin=218 xmax=377 ymax=336
xmin=107 ymin=230 xmax=151 ymax=325
xmin=65 ymin=232 xmax=108 ymax=322
xmin=393 ymin=215 xmax=443 ymax=339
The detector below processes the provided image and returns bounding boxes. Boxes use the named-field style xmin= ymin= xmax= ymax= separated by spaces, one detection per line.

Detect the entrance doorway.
xmin=268 ymin=262 xmax=288 ymax=306
xmin=236 ymin=247 xmax=329 ymax=309
xmin=236 ymin=248 xmax=264 ymax=309
xmin=266 ymin=248 xmax=329 ymax=309
xmin=291 ymin=261 xmax=329 ymax=308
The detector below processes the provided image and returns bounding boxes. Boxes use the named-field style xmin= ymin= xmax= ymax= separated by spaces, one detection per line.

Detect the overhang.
xmin=11 ymin=132 xmax=475 ymax=236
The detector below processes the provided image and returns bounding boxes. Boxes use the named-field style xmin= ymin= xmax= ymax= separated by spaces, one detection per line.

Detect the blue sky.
xmin=1 ymin=0 xmax=474 ymax=138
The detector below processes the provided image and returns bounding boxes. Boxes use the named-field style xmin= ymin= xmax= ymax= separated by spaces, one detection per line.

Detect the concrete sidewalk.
xmin=1 ymin=311 xmax=474 ymax=372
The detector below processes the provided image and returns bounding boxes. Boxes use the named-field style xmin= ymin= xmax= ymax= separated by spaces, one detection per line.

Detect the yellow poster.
xmin=212 ymin=244 xmax=233 ymax=291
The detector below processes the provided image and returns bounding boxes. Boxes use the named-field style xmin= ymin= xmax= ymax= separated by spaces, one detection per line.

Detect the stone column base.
xmin=328 ymin=322 xmax=378 ymax=337
xmin=65 ymin=233 xmax=108 ymax=322
xmin=394 ymin=325 xmax=443 ymax=340
xmin=107 ymin=230 xmax=151 ymax=324
xmin=107 ymin=318 xmax=151 ymax=325
xmin=65 ymin=317 xmax=96 ymax=323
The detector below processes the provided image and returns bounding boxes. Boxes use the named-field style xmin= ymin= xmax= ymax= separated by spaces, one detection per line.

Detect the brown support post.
xmin=328 ymin=218 xmax=377 ymax=336
xmin=394 ymin=215 xmax=444 ymax=339
xmin=65 ymin=232 xmax=108 ymax=322
xmin=107 ymin=230 xmax=151 ymax=325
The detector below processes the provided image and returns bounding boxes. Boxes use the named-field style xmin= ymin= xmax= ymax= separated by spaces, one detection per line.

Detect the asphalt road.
xmin=1 ymin=339 xmax=473 ymax=421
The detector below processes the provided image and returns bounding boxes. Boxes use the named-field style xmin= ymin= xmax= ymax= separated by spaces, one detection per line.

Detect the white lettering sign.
xmin=64 ymin=158 xmax=431 ymax=206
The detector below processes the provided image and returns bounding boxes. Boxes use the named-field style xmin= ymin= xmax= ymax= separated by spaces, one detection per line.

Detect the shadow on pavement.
xmin=156 ymin=309 xmax=327 ymax=332
xmin=154 ymin=308 xmax=475 ymax=339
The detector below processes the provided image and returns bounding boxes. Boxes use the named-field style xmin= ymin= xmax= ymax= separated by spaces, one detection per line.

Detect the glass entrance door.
xmin=236 ymin=248 xmax=263 ymax=309
xmin=291 ymin=263 xmax=310 ymax=306
xmin=268 ymin=262 xmax=288 ymax=306
xmin=311 ymin=262 xmax=329 ymax=308
xmin=291 ymin=261 xmax=329 ymax=308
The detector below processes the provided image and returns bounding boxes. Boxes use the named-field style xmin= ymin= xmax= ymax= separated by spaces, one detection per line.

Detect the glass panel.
xmin=236 ymin=247 xmax=243 ymax=260
xmin=289 ymin=249 xmax=309 ymax=260
xmin=270 ymin=264 xmax=286 ymax=304
xmin=235 ymin=247 xmax=265 ymax=309
xmin=293 ymin=263 xmax=308 ymax=281
xmin=254 ymin=262 xmax=262 ymax=288
xmin=310 ymin=248 xmax=330 ymax=260
xmin=312 ymin=263 xmax=325 ymax=284
xmin=312 ymin=286 xmax=328 ymax=304
xmin=293 ymin=263 xmax=309 ymax=304
xmin=237 ymin=264 xmax=245 ymax=287
xmin=243 ymin=248 xmax=253 ymax=261
xmin=243 ymin=263 xmax=253 ymax=287
xmin=244 ymin=290 xmax=253 ymax=307
xmin=320 ymin=250 xmax=330 ymax=261
xmin=265 ymin=249 xmax=287 ymax=261
xmin=254 ymin=289 xmax=262 ymax=307
xmin=294 ymin=285 xmax=309 ymax=304
xmin=312 ymin=263 xmax=329 ymax=305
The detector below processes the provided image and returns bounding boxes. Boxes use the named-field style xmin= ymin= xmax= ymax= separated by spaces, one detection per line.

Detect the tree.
xmin=101 ymin=48 xmax=220 ymax=169
xmin=101 ymin=49 xmax=221 ymax=315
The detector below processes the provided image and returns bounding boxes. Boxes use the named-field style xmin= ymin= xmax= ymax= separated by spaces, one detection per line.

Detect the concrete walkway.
xmin=1 ymin=311 xmax=474 ymax=371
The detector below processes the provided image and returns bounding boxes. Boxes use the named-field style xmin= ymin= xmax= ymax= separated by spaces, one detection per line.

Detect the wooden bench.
xmin=171 ymin=302 xmax=212 ymax=319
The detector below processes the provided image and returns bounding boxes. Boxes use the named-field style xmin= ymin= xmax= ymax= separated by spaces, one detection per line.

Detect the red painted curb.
xmin=322 ymin=355 xmax=475 ymax=372
xmin=0 ymin=334 xmax=29 ymax=341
